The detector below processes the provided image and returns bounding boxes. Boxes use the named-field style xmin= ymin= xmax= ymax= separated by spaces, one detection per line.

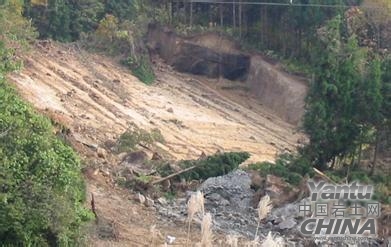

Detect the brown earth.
xmin=147 ymin=25 xmax=308 ymax=125
xmin=8 ymin=40 xmax=304 ymax=246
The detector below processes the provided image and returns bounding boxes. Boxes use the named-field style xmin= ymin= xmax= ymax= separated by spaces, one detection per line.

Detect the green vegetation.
xmin=0 ymin=1 xmax=92 ymax=245
xmin=302 ymin=15 xmax=390 ymax=174
xmin=324 ymin=169 xmax=391 ymax=204
xmin=239 ymin=5 xmax=390 ymax=204
xmin=249 ymin=153 xmax=314 ymax=186
xmin=1 ymin=1 xmax=390 ymax=245
xmin=157 ymin=152 xmax=250 ymax=181
xmin=179 ymin=152 xmax=250 ymax=180
xmin=116 ymin=124 xmax=165 ymax=153
xmin=121 ymin=55 xmax=155 ymax=85
xmin=0 ymin=47 xmax=92 ymax=247
xmin=250 ymin=152 xmax=391 ymax=203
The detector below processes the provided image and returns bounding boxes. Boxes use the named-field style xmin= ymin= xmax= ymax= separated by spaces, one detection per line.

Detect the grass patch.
xmin=248 ymin=153 xmax=313 ymax=186
xmin=121 ymin=55 xmax=155 ymax=85
xmin=164 ymin=191 xmax=176 ymax=202
xmin=116 ymin=124 xmax=165 ymax=153
xmin=281 ymin=58 xmax=313 ymax=77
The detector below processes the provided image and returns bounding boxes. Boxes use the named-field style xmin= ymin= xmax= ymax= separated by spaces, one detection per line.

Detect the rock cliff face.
xmin=147 ymin=24 xmax=308 ymax=125
xmin=147 ymin=24 xmax=250 ymax=81
xmin=171 ymin=42 xmax=250 ymax=81
xmin=247 ymin=56 xmax=308 ymax=125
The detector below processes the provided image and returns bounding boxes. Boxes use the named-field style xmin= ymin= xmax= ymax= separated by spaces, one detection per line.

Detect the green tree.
xmin=1 ymin=2 xmax=92 ymax=245
xmin=24 ymin=0 xmax=104 ymax=41
xmin=303 ymin=16 xmax=373 ymax=170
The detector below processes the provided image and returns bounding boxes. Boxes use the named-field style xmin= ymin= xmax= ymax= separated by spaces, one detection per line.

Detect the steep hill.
xmin=8 ymin=40 xmax=304 ymax=245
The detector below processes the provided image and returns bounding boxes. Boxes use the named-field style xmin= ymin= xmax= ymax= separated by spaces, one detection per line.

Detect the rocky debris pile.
xmin=154 ymin=170 xmax=386 ymax=246
xmin=199 ymin=169 xmax=259 ymax=238
xmin=155 ymin=169 xmax=304 ymax=239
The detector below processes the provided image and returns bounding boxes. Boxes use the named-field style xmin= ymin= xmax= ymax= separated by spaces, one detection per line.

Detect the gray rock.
xmin=157 ymin=197 xmax=168 ymax=206
xmin=278 ymin=218 xmax=297 ymax=230
xmin=144 ymin=196 xmax=154 ymax=207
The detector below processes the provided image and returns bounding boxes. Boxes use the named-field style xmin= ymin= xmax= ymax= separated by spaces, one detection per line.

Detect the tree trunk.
xmin=190 ymin=0 xmax=193 ymax=27
xmin=168 ymin=0 xmax=173 ymax=25
xmin=233 ymin=0 xmax=236 ymax=30
xmin=183 ymin=0 xmax=187 ymax=24
xmin=264 ymin=6 xmax=268 ymax=48
xmin=330 ymin=156 xmax=336 ymax=170
xmin=173 ymin=1 xmax=177 ymax=24
xmin=356 ymin=143 xmax=363 ymax=170
xmin=260 ymin=6 xmax=263 ymax=46
xmin=349 ymin=151 xmax=356 ymax=168
xmin=239 ymin=0 xmax=242 ymax=38
xmin=370 ymin=133 xmax=380 ymax=176
xmin=220 ymin=3 xmax=224 ymax=26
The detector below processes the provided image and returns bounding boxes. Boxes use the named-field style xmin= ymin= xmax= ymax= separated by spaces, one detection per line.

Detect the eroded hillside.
xmin=8 ymin=40 xmax=304 ymax=245
xmin=10 ymin=41 xmax=303 ymax=163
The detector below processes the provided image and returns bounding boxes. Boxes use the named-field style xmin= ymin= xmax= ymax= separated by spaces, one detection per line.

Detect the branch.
xmin=150 ymin=165 xmax=199 ymax=185
xmin=0 ymin=127 xmax=11 ymax=138
xmin=313 ymin=167 xmax=337 ymax=184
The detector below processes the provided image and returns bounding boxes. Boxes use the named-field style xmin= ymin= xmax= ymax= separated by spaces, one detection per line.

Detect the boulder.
xmin=121 ymin=150 xmax=149 ymax=166
xmin=97 ymin=147 xmax=107 ymax=159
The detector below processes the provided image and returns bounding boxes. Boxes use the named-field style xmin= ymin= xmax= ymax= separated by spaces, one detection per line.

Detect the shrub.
xmin=155 ymin=152 xmax=250 ymax=181
xmin=121 ymin=55 xmax=155 ymax=85
xmin=178 ymin=152 xmax=250 ymax=181
xmin=89 ymin=13 xmax=156 ymax=85
xmin=248 ymin=153 xmax=313 ymax=186
xmin=0 ymin=81 xmax=92 ymax=246
xmin=321 ymin=168 xmax=391 ymax=204
xmin=116 ymin=124 xmax=164 ymax=153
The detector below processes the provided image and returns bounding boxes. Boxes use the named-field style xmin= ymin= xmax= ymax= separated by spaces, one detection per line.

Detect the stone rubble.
xmin=154 ymin=169 xmax=384 ymax=246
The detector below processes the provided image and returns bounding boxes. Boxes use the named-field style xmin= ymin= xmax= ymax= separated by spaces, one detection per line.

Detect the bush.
xmin=121 ymin=55 xmax=155 ymax=85
xmin=327 ymin=169 xmax=391 ymax=204
xmin=155 ymin=152 xmax=250 ymax=181
xmin=116 ymin=124 xmax=164 ymax=153
xmin=88 ymin=15 xmax=156 ymax=85
xmin=0 ymin=81 xmax=93 ymax=246
xmin=178 ymin=152 xmax=250 ymax=181
xmin=248 ymin=153 xmax=313 ymax=186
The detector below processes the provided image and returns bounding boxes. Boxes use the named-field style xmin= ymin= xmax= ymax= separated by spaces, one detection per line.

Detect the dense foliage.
xmin=249 ymin=153 xmax=314 ymax=186
xmin=303 ymin=15 xmax=390 ymax=172
xmin=157 ymin=152 xmax=250 ymax=181
xmin=0 ymin=81 xmax=92 ymax=245
xmin=179 ymin=152 xmax=250 ymax=180
xmin=0 ymin=1 xmax=91 ymax=245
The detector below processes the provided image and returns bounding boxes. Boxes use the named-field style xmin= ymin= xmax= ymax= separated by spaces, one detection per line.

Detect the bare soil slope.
xmin=8 ymin=41 xmax=304 ymax=245
xmin=10 ymin=41 xmax=302 ymax=163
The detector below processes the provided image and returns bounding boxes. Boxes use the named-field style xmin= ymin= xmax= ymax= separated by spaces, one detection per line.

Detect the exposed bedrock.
xmin=147 ymin=24 xmax=308 ymax=125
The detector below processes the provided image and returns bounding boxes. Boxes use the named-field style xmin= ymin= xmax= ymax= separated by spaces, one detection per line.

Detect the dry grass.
xmin=187 ymin=191 xmax=205 ymax=221
xmin=257 ymin=194 xmax=272 ymax=221
xmin=150 ymin=224 xmax=157 ymax=246
xmin=245 ymin=236 xmax=260 ymax=247
xmin=226 ymin=235 xmax=239 ymax=247
xmin=254 ymin=195 xmax=273 ymax=241
xmin=261 ymin=232 xmax=285 ymax=247
xmin=200 ymin=213 xmax=213 ymax=247
xmin=187 ymin=191 xmax=205 ymax=246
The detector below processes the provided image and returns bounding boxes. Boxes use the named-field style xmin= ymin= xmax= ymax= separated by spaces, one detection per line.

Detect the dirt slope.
xmin=8 ymin=41 xmax=304 ymax=246
xmin=10 ymin=41 xmax=302 ymax=163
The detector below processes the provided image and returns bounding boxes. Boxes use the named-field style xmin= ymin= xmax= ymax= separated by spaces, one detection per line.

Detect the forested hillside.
xmin=1 ymin=1 xmax=92 ymax=245
xmin=1 ymin=0 xmax=390 ymax=245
